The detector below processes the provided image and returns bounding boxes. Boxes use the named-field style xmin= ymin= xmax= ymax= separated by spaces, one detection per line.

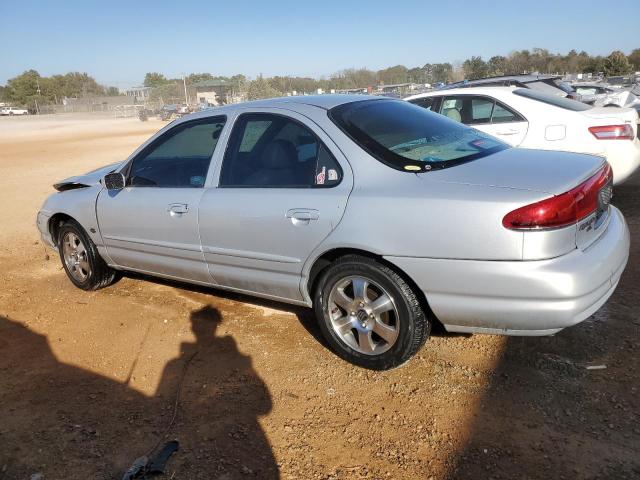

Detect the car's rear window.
xmin=513 ymin=88 xmax=592 ymax=111
xmin=328 ymin=99 xmax=508 ymax=172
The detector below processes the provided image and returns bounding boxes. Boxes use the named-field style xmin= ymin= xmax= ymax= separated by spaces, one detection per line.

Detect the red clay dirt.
xmin=0 ymin=114 xmax=638 ymax=479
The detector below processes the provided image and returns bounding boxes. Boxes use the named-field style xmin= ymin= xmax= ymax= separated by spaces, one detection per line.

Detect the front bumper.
xmin=36 ymin=210 xmax=56 ymax=249
xmin=386 ymin=206 xmax=630 ymax=336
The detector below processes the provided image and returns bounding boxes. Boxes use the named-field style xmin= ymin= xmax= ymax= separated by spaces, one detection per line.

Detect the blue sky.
xmin=0 ymin=0 xmax=637 ymax=88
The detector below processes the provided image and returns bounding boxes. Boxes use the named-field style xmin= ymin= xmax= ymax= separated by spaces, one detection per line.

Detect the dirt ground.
xmin=0 ymin=113 xmax=638 ymax=480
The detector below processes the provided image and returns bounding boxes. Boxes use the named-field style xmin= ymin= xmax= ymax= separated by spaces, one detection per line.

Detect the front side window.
xmin=220 ymin=113 xmax=342 ymax=188
xmin=329 ymin=99 xmax=508 ymax=172
xmin=128 ymin=116 xmax=226 ymax=187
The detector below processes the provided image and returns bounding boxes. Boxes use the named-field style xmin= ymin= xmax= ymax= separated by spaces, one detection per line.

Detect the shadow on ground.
xmin=0 ymin=306 xmax=279 ymax=479
xmin=444 ymin=185 xmax=640 ymax=480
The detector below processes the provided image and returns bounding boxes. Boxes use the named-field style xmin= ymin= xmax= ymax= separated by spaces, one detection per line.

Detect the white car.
xmin=0 ymin=106 xmax=29 ymax=116
xmin=405 ymin=86 xmax=640 ymax=184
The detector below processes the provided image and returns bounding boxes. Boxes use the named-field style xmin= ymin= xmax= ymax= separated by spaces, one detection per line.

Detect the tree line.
xmin=2 ymin=48 xmax=638 ymax=106
xmin=0 ymin=70 xmax=119 ymax=107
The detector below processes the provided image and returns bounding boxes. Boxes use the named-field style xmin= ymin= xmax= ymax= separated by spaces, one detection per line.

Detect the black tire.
xmin=313 ymin=255 xmax=430 ymax=370
xmin=57 ymin=220 xmax=119 ymax=290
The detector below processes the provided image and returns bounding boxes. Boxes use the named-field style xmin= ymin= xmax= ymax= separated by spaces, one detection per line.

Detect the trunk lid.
xmin=582 ymin=106 xmax=639 ymax=126
xmin=426 ymin=147 xmax=606 ymax=195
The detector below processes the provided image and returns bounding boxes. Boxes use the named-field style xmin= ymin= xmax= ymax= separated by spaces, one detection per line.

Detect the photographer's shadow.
xmin=0 ymin=307 xmax=279 ymax=479
xmin=156 ymin=306 xmax=278 ymax=478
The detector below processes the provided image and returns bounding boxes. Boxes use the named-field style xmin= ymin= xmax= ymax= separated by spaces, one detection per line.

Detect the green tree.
xmin=246 ymin=75 xmax=281 ymax=100
xmin=487 ymin=56 xmax=507 ymax=76
xmin=629 ymin=48 xmax=640 ymax=71
xmin=4 ymin=70 xmax=43 ymax=106
xmin=143 ymin=72 xmax=168 ymax=88
xmin=377 ymin=65 xmax=408 ymax=85
xmin=462 ymin=56 xmax=488 ymax=80
xmin=583 ymin=56 xmax=606 ymax=74
xmin=186 ymin=73 xmax=214 ymax=84
xmin=603 ymin=51 xmax=631 ymax=76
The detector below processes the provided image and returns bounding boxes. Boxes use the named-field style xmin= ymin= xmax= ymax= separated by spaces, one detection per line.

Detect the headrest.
xmin=261 ymin=140 xmax=297 ymax=169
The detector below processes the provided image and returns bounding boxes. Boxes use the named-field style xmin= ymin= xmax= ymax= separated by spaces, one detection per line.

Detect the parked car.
xmin=0 ymin=106 xmax=29 ymax=115
xmin=37 ymin=95 xmax=629 ymax=369
xmin=441 ymin=74 xmax=575 ymax=98
xmin=405 ymin=86 xmax=640 ymax=184
xmin=569 ymin=82 xmax=640 ymax=112
xmin=159 ymin=104 xmax=178 ymax=121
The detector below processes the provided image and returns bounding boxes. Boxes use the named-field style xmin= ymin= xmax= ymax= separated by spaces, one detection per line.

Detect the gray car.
xmin=37 ymin=95 xmax=630 ymax=370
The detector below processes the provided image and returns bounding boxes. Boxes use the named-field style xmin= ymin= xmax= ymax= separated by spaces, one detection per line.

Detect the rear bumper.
xmin=386 ymin=206 xmax=630 ymax=336
xmin=606 ymin=139 xmax=640 ymax=185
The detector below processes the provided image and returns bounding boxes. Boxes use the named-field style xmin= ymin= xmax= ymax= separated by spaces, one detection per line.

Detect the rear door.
xmin=96 ymin=116 xmax=227 ymax=283
xmin=198 ymin=108 xmax=353 ymax=302
xmin=439 ymin=95 xmax=529 ymax=146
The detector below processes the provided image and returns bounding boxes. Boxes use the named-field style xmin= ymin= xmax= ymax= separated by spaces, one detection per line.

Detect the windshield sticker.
xmin=404 ymin=165 xmax=421 ymax=171
xmin=328 ymin=169 xmax=338 ymax=181
xmin=316 ymin=166 xmax=326 ymax=185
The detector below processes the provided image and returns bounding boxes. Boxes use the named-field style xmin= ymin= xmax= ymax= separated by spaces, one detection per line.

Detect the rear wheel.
xmin=313 ymin=255 xmax=430 ymax=370
xmin=57 ymin=220 xmax=119 ymax=290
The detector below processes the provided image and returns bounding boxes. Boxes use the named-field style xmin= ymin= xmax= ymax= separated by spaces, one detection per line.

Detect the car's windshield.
xmin=328 ymin=99 xmax=508 ymax=172
xmin=513 ymin=88 xmax=592 ymax=111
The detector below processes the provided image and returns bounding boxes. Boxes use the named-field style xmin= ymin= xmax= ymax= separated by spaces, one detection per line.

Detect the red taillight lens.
xmin=588 ymin=124 xmax=634 ymax=140
xmin=502 ymin=163 xmax=612 ymax=230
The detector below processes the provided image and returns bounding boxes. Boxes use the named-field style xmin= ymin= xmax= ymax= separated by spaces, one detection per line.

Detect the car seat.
xmin=244 ymin=139 xmax=299 ymax=186
xmin=443 ymin=106 xmax=461 ymax=122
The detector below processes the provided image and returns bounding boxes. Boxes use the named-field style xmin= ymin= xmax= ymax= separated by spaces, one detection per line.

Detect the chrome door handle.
xmin=168 ymin=203 xmax=189 ymax=216
xmin=286 ymin=208 xmax=319 ymax=224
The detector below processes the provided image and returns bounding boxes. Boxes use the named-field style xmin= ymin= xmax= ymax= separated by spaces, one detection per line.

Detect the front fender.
xmin=37 ymin=185 xmax=112 ymax=262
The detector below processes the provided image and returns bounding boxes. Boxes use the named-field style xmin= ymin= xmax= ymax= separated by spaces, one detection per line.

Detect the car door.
xmin=440 ymin=95 xmax=529 ymax=146
xmin=198 ymin=109 xmax=353 ymax=302
xmin=96 ymin=115 xmax=227 ymax=283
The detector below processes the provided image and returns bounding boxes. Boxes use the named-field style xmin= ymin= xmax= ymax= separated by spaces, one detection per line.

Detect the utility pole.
xmin=182 ymin=74 xmax=188 ymax=105
xmin=35 ymin=78 xmax=42 ymax=115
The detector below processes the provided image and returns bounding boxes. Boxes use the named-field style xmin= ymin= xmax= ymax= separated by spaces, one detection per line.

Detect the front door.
xmin=97 ymin=116 xmax=227 ymax=283
xmin=198 ymin=110 xmax=353 ymax=302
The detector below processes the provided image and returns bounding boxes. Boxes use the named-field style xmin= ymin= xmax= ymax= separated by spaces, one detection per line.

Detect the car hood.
xmin=53 ymin=161 xmax=124 ymax=191
xmin=424 ymin=148 xmax=605 ymax=195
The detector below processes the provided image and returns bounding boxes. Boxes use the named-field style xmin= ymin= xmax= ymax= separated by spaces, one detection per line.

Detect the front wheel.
xmin=313 ymin=255 xmax=430 ymax=370
xmin=58 ymin=220 xmax=119 ymax=290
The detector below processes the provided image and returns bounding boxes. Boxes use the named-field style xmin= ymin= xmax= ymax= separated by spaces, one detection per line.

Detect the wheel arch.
xmin=48 ymin=212 xmax=77 ymax=246
xmin=305 ymin=247 xmax=439 ymax=327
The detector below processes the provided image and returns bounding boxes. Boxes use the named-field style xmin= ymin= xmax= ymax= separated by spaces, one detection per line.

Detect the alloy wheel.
xmin=62 ymin=232 xmax=91 ymax=282
xmin=327 ymin=275 xmax=400 ymax=355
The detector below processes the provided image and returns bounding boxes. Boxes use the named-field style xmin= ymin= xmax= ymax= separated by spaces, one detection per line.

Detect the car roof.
xmin=440 ymin=74 xmax=560 ymax=90
xmin=234 ymin=94 xmax=383 ymax=110
xmin=406 ymin=86 xmax=518 ymax=100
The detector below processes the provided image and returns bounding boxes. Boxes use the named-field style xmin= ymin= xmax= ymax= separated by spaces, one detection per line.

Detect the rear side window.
xmin=220 ymin=113 xmax=342 ymax=188
xmin=329 ymin=99 xmax=508 ymax=172
xmin=491 ymin=102 xmax=523 ymax=123
xmin=513 ymin=88 xmax=592 ymax=111
xmin=128 ymin=116 xmax=226 ymax=188
xmin=439 ymin=95 xmax=524 ymax=125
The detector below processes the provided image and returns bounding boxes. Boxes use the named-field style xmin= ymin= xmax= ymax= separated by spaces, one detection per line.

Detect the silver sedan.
xmin=37 ymin=95 xmax=630 ymax=369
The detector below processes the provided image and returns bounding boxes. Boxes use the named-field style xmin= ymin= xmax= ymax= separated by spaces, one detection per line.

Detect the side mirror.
xmin=103 ymin=172 xmax=125 ymax=191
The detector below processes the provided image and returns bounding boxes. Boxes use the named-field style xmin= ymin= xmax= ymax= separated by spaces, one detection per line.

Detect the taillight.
xmin=588 ymin=124 xmax=634 ymax=140
xmin=502 ymin=163 xmax=612 ymax=230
